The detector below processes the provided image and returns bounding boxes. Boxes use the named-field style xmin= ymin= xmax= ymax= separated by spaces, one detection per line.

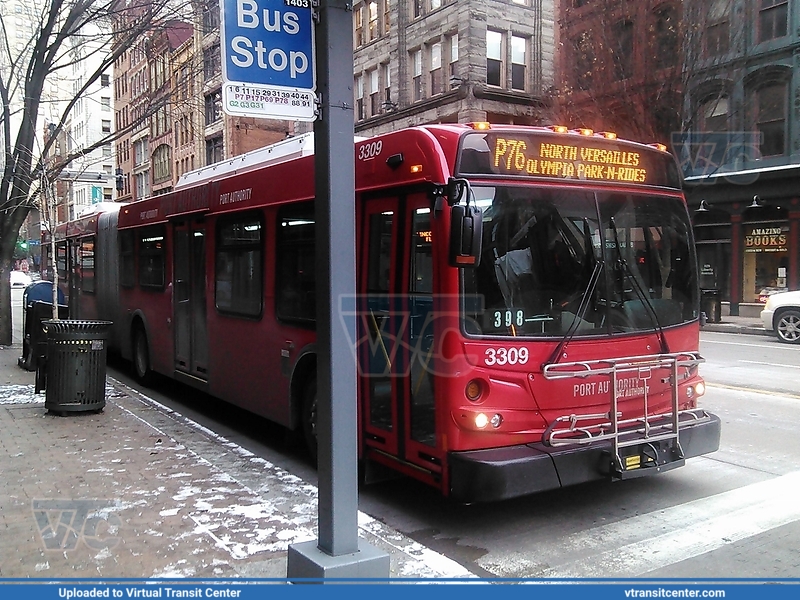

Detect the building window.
xmin=382 ymin=62 xmax=392 ymax=105
xmin=355 ymin=74 xmax=365 ymax=119
xmin=759 ymin=0 xmax=788 ymax=43
xmin=511 ymin=35 xmax=526 ymax=91
xmin=101 ymin=97 xmax=111 ymax=111
xmin=355 ymin=5 xmax=364 ymax=47
xmin=383 ymin=0 xmax=391 ymax=34
xmin=215 ymin=214 xmax=263 ymax=318
xmin=412 ymin=49 xmax=423 ymax=100
xmin=612 ymin=20 xmax=634 ymax=80
xmin=203 ymin=44 xmax=221 ymax=81
xmin=102 ymin=119 xmax=111 ymax=133
xmin=699 ymin=96 xmax=729 ymax=132
xmin=654 ymin=6 xmax=678 ymax=68
xmin=754 ymin=83 xmax=786 ymax=157
xmin=206 ymin=136 xmax=223 ymax=164
xmin=448 ymin=33 xmax=459 ymax=84
xmin=430 ymin=42 xmax=443 ymax=95
xmin=202 ymin=2 xmax=220 ymax=33
xmin=135 ymin=171 xmax=150 ymax=201
xmin=486 ymin=30 xmax=503 ymax=87
xmin=573 ymin=31 xmax=594 ymax=91
xmin=705 ymin=0 xmax=730 ymax=56
xmin=369 ymin=69 xmax=379 ymax=115
xmin=152 ymin=144 xmax=171 ymax=183
xmin=101 ymin=74 xmax=110 ymax=87
xmin=205 ymin=91 xmax=222 ymax=126
xmin=368 ymin=2 xmax=379 ymax=42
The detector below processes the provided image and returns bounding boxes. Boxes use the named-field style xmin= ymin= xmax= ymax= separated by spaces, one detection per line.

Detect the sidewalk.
xmin=0 ymin=340 xmax=474 ymax=580
xmin=700 ymin=314 xmax=769 ymax=336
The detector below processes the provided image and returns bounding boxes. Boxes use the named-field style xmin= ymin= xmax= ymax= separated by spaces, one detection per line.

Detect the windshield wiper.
xmin=608 ymin=217 xmax=670 ymax=354
xmin=542 ymin=258 xmax=603 ymax=369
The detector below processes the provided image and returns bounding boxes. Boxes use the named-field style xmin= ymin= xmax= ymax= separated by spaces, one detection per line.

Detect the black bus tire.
xmin=302 ymin=377 xmax=318 ymax=466
xmin=132 ymin=326 xmax=154 ymax=385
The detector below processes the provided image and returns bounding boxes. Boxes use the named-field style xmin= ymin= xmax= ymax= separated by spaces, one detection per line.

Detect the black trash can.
xmin=42 ymin=320 xmax=113 ymax=414
xmin=701 ymin=289 xmax=722 ymax=324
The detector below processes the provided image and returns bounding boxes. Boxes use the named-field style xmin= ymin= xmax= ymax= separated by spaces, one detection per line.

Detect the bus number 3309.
xmin=358 ymin=140 xmax=383 ymax=160
xmin=484 ymin=347 xmax=529 ymax=366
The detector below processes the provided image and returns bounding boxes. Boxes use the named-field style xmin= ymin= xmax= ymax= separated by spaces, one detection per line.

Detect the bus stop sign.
xmin=220 ymin=0 xmax=316 ymax=121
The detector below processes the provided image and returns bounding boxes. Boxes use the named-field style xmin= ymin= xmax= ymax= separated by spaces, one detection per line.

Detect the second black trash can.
xmin=42 ymin=320 xmax=113 ymax=414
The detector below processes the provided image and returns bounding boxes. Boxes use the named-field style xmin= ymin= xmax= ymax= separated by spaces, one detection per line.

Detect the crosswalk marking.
xmin=535 ymin=471 xmax=800 ymax=578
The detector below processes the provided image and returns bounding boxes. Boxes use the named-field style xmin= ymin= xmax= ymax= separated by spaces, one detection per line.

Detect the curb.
xmin=701 ymin=324 xmax=770 ymax=336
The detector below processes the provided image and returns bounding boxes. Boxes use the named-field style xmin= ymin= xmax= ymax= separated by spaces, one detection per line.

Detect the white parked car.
xmin=10 ymin=270 xmax=32 ymax=288
xmin=761 ymin=290 xmax=800 ymax=344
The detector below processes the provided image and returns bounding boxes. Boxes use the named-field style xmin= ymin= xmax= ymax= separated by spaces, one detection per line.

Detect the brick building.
xmin=556 ymin=0 xmax=681 ymax=144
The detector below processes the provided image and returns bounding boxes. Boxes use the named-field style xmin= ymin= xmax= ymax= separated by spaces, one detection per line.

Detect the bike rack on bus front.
xmin=541 ymin=352 xmax=710 ymax=478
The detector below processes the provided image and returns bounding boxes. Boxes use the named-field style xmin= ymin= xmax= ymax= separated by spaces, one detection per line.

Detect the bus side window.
xmin=139 ymin=225 xmax=166 ymax=290
xmin=80 ymin=237 xmax=95 ymax=294
xmin=119 ymin=230 xmax=135 ymax=288
xmin=215 ymin=214 xmax=263 ymax=317
xmin=276 ymin=203 xmax=316 ymax=325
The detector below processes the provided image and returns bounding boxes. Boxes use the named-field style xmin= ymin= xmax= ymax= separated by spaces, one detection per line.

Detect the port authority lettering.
xmin=573 ymin=377 xmax=650 ymax=398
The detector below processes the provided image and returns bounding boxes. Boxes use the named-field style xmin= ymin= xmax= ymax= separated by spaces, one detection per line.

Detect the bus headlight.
xmin=687 ymin=381 xmax=706 ymax=399
xmin=474 ymin=413 xmax=503 ymax=429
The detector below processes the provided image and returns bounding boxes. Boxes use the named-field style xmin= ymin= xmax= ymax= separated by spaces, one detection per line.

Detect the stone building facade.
xmin=351 ymin=0 xmax=556 ymax=137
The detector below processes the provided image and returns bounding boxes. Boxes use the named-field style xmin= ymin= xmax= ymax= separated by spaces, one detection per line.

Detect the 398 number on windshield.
xmin=484 ymin=347 xmax=529 ymax=366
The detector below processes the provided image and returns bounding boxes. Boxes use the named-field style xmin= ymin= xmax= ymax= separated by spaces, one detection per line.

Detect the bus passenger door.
xmin=173 ymin=220 xmax=209 ymax=379
xmin=360 ymin=196 xmax=439 ymax=473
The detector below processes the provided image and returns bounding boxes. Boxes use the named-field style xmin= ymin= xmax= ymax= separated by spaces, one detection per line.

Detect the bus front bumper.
xmin=448 ymin=411 xmax=721 ymax=503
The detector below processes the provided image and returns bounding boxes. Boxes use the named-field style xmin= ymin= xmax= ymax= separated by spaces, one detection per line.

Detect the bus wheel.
xmin=302 ymin=378 xmax=318 ymax=465
xmin=776 ymin=309 xmax=800 ymax=344
xmin=132 ymin=326 xmax=154 ymax=385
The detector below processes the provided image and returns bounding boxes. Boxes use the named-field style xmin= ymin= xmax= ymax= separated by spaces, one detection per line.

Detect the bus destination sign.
xmin=457 ymin=132 xmax=681 ymax=188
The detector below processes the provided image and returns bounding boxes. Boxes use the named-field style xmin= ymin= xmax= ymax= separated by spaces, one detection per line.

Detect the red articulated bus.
xmin=47 ymin=124 xmax=720 ymax=502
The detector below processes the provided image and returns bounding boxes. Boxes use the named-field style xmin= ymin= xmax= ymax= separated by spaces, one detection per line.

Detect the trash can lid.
xmin=43 ymin=319 xmax=113 ymax=334
xmin=23 ymin=281 xmax=66 ymax=306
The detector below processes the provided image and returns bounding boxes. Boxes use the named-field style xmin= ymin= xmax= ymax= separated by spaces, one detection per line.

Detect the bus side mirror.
xmin=449 ymin=203 xmax=482 ymax=268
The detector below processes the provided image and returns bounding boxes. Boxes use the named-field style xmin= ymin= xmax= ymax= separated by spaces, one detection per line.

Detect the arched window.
xmin=699 ymin=96 xmax=729 ymax=132
xmin=752 ymin=83 xmax=786 ymax=157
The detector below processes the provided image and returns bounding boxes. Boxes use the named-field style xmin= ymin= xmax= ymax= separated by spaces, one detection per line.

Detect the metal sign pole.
xmin=286 ymin=0 xmax=389 ymax=580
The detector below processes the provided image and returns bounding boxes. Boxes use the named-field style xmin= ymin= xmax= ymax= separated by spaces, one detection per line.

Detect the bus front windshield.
xmin=463 ymin=186 xmax=699 ymax=338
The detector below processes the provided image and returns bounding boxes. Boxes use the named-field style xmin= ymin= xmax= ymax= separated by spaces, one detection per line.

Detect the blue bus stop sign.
xmin=220 ymin=0 xmax=316 ymax=120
